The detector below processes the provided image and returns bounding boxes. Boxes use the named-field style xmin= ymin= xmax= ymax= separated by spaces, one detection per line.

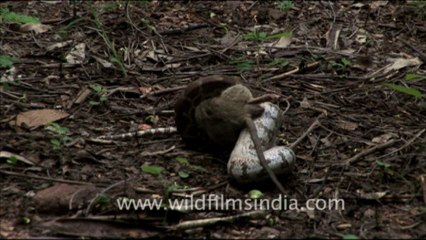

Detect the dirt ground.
xmin=1 ymin=1 xmax=425 ymax=239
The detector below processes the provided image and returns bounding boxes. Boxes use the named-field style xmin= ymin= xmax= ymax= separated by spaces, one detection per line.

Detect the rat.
xmin=193 ymin=83 xmax=287 ymax=193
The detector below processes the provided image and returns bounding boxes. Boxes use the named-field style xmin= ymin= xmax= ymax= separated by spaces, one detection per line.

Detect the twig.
xmin=289 ymin=114 xmax=323 ymax=149
xmin=377 ymin=128 xmax=425 ymax=159
xmin=401 ymin=39 xmax=426 ymax=62
xmin=169 ymin=210 xmax=266 ymax=231
xmin=140 ymin=85 xmax=186 ymax=99
xmin=344 ymin=139 xmax=397 ymax=166
xmin=246 ymin=118 xmax=287 ymax=196
xmin=85 ymin=178 xmax=134 ymax=216
xmin=0 ymin=170 xmax=103 ymax=186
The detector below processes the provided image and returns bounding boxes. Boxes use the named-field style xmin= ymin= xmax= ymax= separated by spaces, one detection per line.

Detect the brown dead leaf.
xmin=335 ymin=119 xmax=358 ymax=131
xmin=65 ymin=43 xmax=86 ymax=64
xmin=20 ymin=23 xmax=52 ymax=34
xmin=300 ymin=97 xmax=311 ymax=108
xmin=139 ymin=87 xmax=152 ymax=94
xmin=372 ymin=133 xmax=396 ymax=144
xmin=11 ymin=109 xmax=69 ymax=128
xmin=139 ymin=123 xmax=152 ymax=130
xmin=384 ymin=57 xmax=423 ymax=73
xmin=370 ymin=1 xmax=388 ymax=9
xmin=34 ymin=183 xmax=98 ymax=212
xmin=0 ymin=151 xmax=35 ymax=165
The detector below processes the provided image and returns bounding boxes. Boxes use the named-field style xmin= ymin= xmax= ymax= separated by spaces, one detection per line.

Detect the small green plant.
xmin=343 ymin=234 xmax=359 ymax=240
xmin=144 ymin=115 xmax=157 ymax=124
xmin=329 ymin=58 xmax=351 ymax=69
xmin=244 ymin=30 xmax=292 ymax=42
xmin=100 ymin=2 xmax=120 ymax=12
xmin=384 ymin=83 xmax=423 ymax=99
xmin=0 ymin=8 xmax=40 ymax=24
xmin=409 ymin=1 xmax=426 ymax=19
xmin=244 ymin=31 xmax=268 ymax=41
xmin=275 ymin=0 xmax=294 ymax=11
xmin=376 ymin=160 xmax=391 ymax=169
xmin=89 ymin=84 xmax=108 ymax=105
xmin=230 ymin=56 xmax=254 ymax=72
xmin=18 ymin=93 xmax=27 ymax=102
xmin=90 ymin=6 xmax=127 ymax=77
xmin=384 ymin=83 xmax=422 ymax=98
xmin=404 ymin=73 xmax=426 ymax=81
xmin=267 ymin=58 xmax=289 ymax=67
xmin=95 ymin=193 xmax=111 ymax=207
xmin=22 ymin=217 xmax=31 ymax=225
xmin=175 ymin=156 xmax=207 ymax=179
xmin=141 ymin=165 xmax=164 ymax=175
xmin=248 ymin=189 xmax=263 ymax=199
xmin=45 ymin=122 xmax=72 ymax=151
xmin=6 ymin=156 xmax=18 ymax=165
xmin=0 ymin=55 xmax=16 ymax=68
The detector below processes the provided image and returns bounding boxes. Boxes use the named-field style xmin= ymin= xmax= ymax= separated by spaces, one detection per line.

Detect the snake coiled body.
xmin=228 ymin=102 xmax=295 ymax=183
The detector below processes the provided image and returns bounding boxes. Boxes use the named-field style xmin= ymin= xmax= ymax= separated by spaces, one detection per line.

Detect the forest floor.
xmin=1 ymin=1 xmax=425 ymax=239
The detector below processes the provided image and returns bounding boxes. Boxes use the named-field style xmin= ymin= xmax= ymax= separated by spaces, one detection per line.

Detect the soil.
xmin=1 ymin=1 xmax=425 ymax=239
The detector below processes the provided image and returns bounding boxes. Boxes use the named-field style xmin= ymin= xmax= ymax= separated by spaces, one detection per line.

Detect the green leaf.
xmin=141 ymin=165 xmax=164 ymax=175
xmin=99 ymin=95 xmax=108 ymax=102
xmin=342 ymin=234 xmax=359 ymax=240
xmin=404 ymin=73 xmax=426 ymax=81
xmin=268 ymin=58 xmax=289 ymax=67
xmin=248 ymin=189 xmax=263 ymax=199
xmin=95 ymin=193 xmax=111 ymax=205
xmin=244 ymin=31 xmax=268 ymax=41
xmin=0 ymin=8 xmax=40 ymax=24
xmin=90 ymin=84 xmax=103 ymax=93
xmin=51 ymin=139 xmax=61 ymax=150
xmin=7 ymin=156 xmax=18 ymax=165
xmin=62 ymin=136 xmax=73 ymax=143
xmin=22 ymin=217 xmax=31 ymax=225
xmin=46 ymin=122 xmax=69 ymax=135
xmin=0 ymin=55 xmax=15 ymax=68
xmin=178 ymin=171 xmax=190 ymax=178
xmin=376 ymin=160 xmax=391 ymax=169
xmin=276 ymin=0 xmax=294 ymax=11
xmin=384 ymin=83 xmax=423 ymax=98
xmin=2 ymin=82 xmax=10 ymax=91
xmin=341 ymin=58 xmax=351 ymax=66
xmin=176 ymin=156 xmax=190 ymax=166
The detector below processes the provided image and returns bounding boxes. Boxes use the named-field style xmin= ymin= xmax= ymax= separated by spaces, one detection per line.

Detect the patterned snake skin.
xmin=228 ymin=102 xmax=295 ymax=183
xmin=175 ymin=76 xmax=295 ymax=183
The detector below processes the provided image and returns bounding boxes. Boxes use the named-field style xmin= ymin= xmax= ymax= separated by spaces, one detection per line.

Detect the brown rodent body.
xmin=174 ymin=75 xmax=263 ymax=149
xmin=174 ymin=76 xmax=286 ymax=192
xmin=195 ymin=84 xmax=264 ymax=147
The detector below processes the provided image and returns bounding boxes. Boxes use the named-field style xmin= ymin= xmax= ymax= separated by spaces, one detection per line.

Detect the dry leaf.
xmin=139 ymin=123 xmax=152 ymax=130
xmin=370 ymin=1 xmax=388 ymax=9
xmin=300 ymin=97 xmax=311 ymax=108
xmin=0 ymin=151 xmax=35 ymax=165
xmin=220 ymin=31 xmax=240 ymax=46
xmin=11 ymin=109 xmax=69 ymax=128
xmin=384 ymin=57 xmax=422 ymax=73
xmin=335 ymin=119 xmax=358 ymax=131
xmin=65 ymin=43 xmax=86 ymax=64
xmin=264 ymin=37 xmax=292 ymax=49
xmin=139 ymin=87 xmax=152 ymax=94
xmin=46 ymin=40 xmax=73 ymax=51
xmin=0 ymin=66 xmax=17 ymax=82
xmin=371 ymin=133 xmax=395 ymax=144
xmin=20 ymin=23 xmax=52 ymax=34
